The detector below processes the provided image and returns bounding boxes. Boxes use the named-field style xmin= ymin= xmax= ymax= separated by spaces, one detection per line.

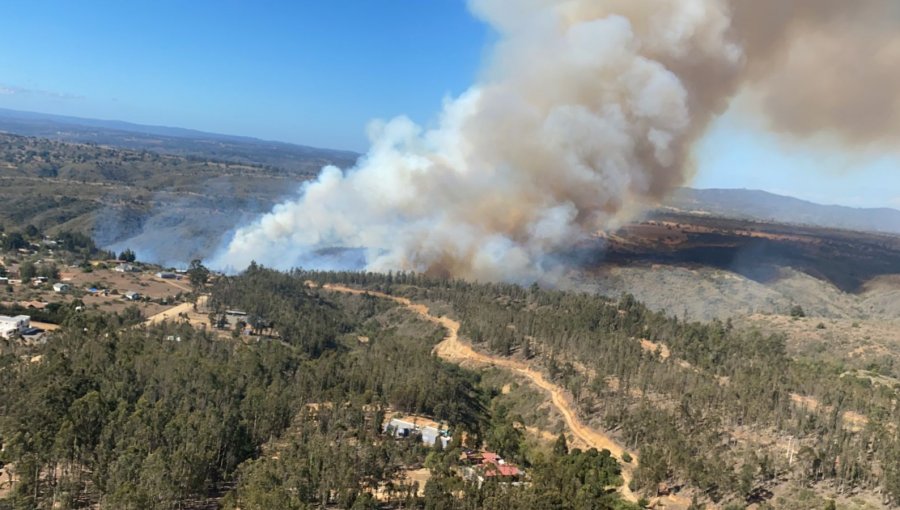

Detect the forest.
xmin=299 ymin=269 xmax=900 ymax=508
xmin=0 ymin=264 xmax=638 ymax=509
xmin=3 ymin=263 xmax=896 ymax=507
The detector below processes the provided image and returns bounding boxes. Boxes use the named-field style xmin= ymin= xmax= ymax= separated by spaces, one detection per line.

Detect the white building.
xmin=384 ymin=418 xmax=452 ymax=448
xmin=0 ymin=315 xmax=30 ymax=339
xmin=53 ymin=282 xmax=70 ymax=293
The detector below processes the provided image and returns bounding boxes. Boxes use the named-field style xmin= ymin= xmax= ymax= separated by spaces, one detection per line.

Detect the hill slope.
xmin=0 ymin=107 xmax=358 ymax=174
xmin=0 ymin=132 xmax=343 ymax=264
xmin=665 ymin=188 xmax=900 ymax=235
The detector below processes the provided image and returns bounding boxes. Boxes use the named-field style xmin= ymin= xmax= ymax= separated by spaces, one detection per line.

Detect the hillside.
xmin=0 ymin=267 xmax=639 ymax=510
xmin=0 ymin=107 xmax=358 ymax=174
xmin=0 ymin=132 xmax=344 ymax=264
xmin=665 ymin=188 xmax=900 ymax=236
xmin=1 ymin=128 xmax=899 ymax=508
xmin=575 ymin=212 xmax=900 ymax=314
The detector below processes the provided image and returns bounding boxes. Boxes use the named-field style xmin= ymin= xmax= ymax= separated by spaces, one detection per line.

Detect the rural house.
xmin=459 ymin=450 xmax=524 ymax=486
xmin=384 ymin=417 xmax=452 ymax=448
xmin=0 ymin=315 xmax=30 ymax=339
xmin=224 ymin=310 xmax=248 ymax=329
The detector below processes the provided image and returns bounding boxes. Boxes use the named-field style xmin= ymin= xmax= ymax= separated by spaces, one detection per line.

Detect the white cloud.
xmin=0 ymin=83 xmax=83 ymax=100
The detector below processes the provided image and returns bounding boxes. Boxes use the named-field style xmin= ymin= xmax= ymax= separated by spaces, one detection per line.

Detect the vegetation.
xmin=301 ymin=270 xmax=900 ymax=507
xmin=0 ymin=133 xmax=348 ymax=262
xmin=0 ymin=113 xmax=358 ymax=176
xmin=0 ymin=266 xmax=639 ymax=509
xmin=3 ymin=264 xmax=897 ymax=508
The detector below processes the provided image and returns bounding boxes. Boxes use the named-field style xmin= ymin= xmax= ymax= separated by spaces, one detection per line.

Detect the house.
xmin=482 ymin=462 xmax=523 ymax=479
xmin=384 ymin=417 xmax=451 ymax=448
xmin=124 ymin=291 xmax=141 ymax=301
xmin=156 ymin=272 xmax=177 ymax=279
xmin=115 ymin=263 xmax=136 ymax=273
xmin=53 ymin=282 xmax=70 ymax=293
xmin=460 ymin=450 xmax=524 ymax=485
xmin=0 ymin=315 xmax=30 ymax=339
xmin=224 ymin=310 xmax=248 ymax=329
xmin=420 ymin=426 xmax=451 ymax=448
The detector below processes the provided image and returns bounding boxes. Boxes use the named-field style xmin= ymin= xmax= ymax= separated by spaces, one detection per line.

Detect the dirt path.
xmin=145 ymin=301 xmax=194 ymax=325
xmin=321 ymin=284 xmax=638 ymax=503
xmin=156 ymin=277 xmax=192 ymax=293
xmin=144 ymin=295 xmax=209 ymax=327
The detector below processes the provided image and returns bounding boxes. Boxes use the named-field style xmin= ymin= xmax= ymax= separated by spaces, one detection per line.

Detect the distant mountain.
xmin=0 ymin=107 xmax=358 ymax=175
xmin=664 ymin=188 xmax=900 ymax=235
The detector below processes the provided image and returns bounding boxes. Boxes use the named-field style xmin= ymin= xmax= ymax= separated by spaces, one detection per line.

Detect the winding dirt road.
xmin=321 ymin=284 xmax=638 ymax=503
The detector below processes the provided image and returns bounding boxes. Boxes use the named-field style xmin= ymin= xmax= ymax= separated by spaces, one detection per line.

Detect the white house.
xmin=53 ymin=282 xmax=70 ymax=293
xmin=0 ymin=315 xmax=30 ymax=339
xmin=384 ymin=418 xmax=451 ymax=448
xmin=124 ymin=291 xmax=141 ymax=301
xmin=115 ymin=263 xmax=135 ymax=273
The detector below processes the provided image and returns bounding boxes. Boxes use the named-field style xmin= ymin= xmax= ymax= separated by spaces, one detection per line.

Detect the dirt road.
xmin=321 ymin=284 xmax=638 ymax=502
xmin=156 ymin=277 xmax=192 ymax=292
xmin=145 ymin=295 xmax=209 ymax=327
xmin=145 ymin=301 xmax=194 ymax=325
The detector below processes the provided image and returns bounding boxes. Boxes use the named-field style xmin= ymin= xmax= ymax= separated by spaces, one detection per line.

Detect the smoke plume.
xmin=213 ymin=0 xmax=900 ymax=282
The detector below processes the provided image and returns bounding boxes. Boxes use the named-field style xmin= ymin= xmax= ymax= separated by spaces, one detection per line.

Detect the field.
xmin=2 ymin=266 xmax=192 ymax=320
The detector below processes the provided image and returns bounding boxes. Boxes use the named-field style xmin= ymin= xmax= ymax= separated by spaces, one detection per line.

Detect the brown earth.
xmin=144 ymin=295 xmax=210 ymax=330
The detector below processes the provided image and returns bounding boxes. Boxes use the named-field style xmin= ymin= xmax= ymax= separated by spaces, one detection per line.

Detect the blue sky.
xmin=1 ymin=0 xmax=898 ymax=209
xmin=0 ymin=1 xmax=487 ymax=150
xmin=696 ymin=112 xmax=900 ymax=209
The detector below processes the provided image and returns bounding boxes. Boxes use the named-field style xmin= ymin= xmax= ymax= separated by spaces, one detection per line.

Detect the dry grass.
xmin=738 ymin=313 xmax=900 ymax=377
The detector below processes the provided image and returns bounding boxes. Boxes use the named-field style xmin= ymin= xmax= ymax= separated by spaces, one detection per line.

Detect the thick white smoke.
xmin=213 ymin=0 xmax=900 ymax=282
